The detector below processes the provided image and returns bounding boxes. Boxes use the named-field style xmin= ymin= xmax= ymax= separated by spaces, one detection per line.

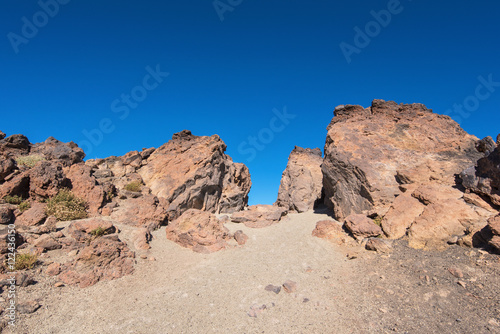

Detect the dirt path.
xmin=16 ymin=211 xmax=366 ymax=334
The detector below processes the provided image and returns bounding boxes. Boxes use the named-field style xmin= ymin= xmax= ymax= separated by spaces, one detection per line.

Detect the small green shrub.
xmin=15 ymin=154 xmax=45 ymax=168
xmin=19 ymin=201 xmax=31 ymax=212
xmin=4 ymin=195 xmax=23 ymax=205
xmin=124 ymin=181 xmax=142 ymax=192
xmin=373 ymin=216 xmax=383 ymax=226
xmin=90 ymin=227 xmax=107 ymax=238
xmin=14 ymin=253 xmax=38 ymax=271
xmin=46 ymin=189 xmax=88 ymax=221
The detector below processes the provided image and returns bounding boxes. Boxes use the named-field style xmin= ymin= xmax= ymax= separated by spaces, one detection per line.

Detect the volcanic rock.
xmin=65 ymin=164 xmax=106 ymax=214
xmin=461 ymin=139 xmax=500 ymax=206
xmin=312 ymin=220 xmax=348 ymax=244
xmin=31 ymin=136 xmax=85 ymax=166
xmin=322 ymin=99 xmax=482 ymax=220
xmin=58 ymin=234 xmax=135 ymax=288
xmin=16 ymin=202 xmax=47 ymax=226
xmin=66 ymin=219 xmax=116 ymax=243
xmin=231 ymin=205 xmax=287 ymax=228
xmin=276 ymin=146 xmax=323 ymax=212
xmin=165 ymin=209 xmax=232 ymax=253
xmin=0 ymin=204 xmax=16 ymax=225
xmin=110 ymin=194 xmax=168 ymax=228
xmin=344 ymin=214 xmax=382 ymax=240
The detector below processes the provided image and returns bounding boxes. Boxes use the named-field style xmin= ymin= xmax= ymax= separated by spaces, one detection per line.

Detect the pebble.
xmin=448 ymin=267 xmax=464 ymax=278
xmin=54 ymin=282 xmax=64 ymax=287
xmin=282 ymin=280 xmax=297 ymax=293
xmin=140 ymin=254 xmax=148 ymax=259
xmin=265 ymin=284 xmax=281 ymax=294
xmin=457 ymin=281 xmax=467 ymax=288
xmin=148 ymin=256 xmax=156 ymax=261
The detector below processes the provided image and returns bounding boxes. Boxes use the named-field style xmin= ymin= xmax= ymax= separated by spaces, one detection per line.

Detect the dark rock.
xmin=233 ymin=230 xmax=248 ymax=245
xmin=17 ymin=301 xmax=41 ymax=314
xmin=282 ymin=280 xmax=297 ymax=293
xmin=265 ymin=284 xmax=281 ymax=294
xmin=31 ymin=136 xmax=85 ymax=166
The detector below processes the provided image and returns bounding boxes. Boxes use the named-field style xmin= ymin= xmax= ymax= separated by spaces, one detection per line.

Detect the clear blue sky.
xmin=1 ymin=0 xmax=499 ymax=205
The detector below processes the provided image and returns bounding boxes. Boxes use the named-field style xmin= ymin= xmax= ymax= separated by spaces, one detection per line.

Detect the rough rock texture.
xmin=31 ymin=136 xmax=85 ymax=166
xmin=110 ymin=194 xmax=168 ymax=228
xmin=16 ymin=203 xmax=47 ymax=226
xmin=28 ymin=161 xmax=70 ymax=200
xmin=343 ymin=214 xmax=382 ymax=240
xmin=483 ymin=215 xmax=500 ymax=251
xmin=87 ymin=130 xmax=251 ymax=220
xmin=322 ymin=100 xmax=482 ymax=220
xmin=66 ymin=219 xmax=117 ymax=243
xmin=165 ymin=209 xmax=232 ymax=253
xmin=312 ymin=220 xmax=348 ymax=244
xmin=139 ymin=130 xmax=251 ymax=219
xmin=231 ymin=205 xmax=287 ymax=228
xmin=461 ymin=138 xmax=500 ymax=206
xmin=58 ymin=234 xmax=135 ymax=288
xmin=0 ymin=204 xmax=16 ymax=225
xmin=65 ymin=164 xmax=106 ymax=214
xmin=275 ymin=146 xmax=323 ymax=213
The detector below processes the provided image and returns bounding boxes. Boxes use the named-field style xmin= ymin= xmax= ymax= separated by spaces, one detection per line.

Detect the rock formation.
xmin=231 ymin=205 xmax=287 ymax=228
xmin=320 ymin=99 xmax=497 ymax=250
xmin=88 ymin=130 xmax=251 ymax=220
xmin=275 ymin=146 xmax=323 ymax=212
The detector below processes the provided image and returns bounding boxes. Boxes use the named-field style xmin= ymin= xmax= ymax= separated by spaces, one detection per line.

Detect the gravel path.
xmin=16 ymin=211 xmax=363 ymax=334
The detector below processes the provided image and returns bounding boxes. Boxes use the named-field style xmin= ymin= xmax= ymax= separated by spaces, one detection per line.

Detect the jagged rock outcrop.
xmin=460 ymin=137 xmax=500 ymax=207
xmin=322 ymin=100 xmax=483 ymax=220
xmin=88 ymin=130 xmax=251 ymax=220
xmin=275 ymin=146 xmax=323 ymax=213
xmin=321 ymin=100 xmax=496 ymax=250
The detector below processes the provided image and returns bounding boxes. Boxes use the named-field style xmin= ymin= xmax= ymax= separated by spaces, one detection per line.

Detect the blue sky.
xmin=1 ymin=0 xmax=499 ymax=205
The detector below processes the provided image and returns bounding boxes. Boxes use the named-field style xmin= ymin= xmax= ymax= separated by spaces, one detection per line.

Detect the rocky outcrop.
xmin=322 ymin=100 xmax=482 ymax=220
xmin=165 ymin=209 xmax=232 ymax=253
xmin=460 ymin=138 xmax=500 ymax=207
xmin=275 ymin=147 xmax=323 ymax=213
xmin=343 ymin=214 xmax=382 ymax=240
xmin=231 ymin=205 xmax=287 ymax=228
xmin=320 ymin=100 xmax=496 ymax=250
xmin=88 ymin=130 xmax=251 ymax=220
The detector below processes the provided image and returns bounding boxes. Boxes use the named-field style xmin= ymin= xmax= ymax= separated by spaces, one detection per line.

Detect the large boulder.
xmin=275 ymin=147 xmax=323 ymax=212
xmin=110 ymin=194 xmax=168 ymax=228
xmin=137 ymin=130 xmax=251 ymax=219
xmin=231 ymin=205 xmax=287 ymax=228
xmin=321 ymin=99 xmax=494 ymax=250
xmin=0 ymin=134 xmax=30 ymax=157
xmin=58 ymin=234 xmax=135 ymax=288
xmin=87 ymin=131 xmax=251 ymax=220
xmin=28 ymin=160 xmax=70 ymax=200
xmin=65 ymin=164 xmax=106 ymax=214
xmin=165 ymin=209 xmax=232 ymax=253
xmin=322 ymin=100 xmax=482 ymax=220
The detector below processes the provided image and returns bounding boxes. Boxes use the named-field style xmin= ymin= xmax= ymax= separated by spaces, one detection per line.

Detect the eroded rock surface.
xmin=276 ymin=146 xmax=323 ymax=213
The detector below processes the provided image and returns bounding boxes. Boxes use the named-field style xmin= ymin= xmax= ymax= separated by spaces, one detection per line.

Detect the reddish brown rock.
xmin=381 ymin=194 xmax=425 ymax=239
xmin=137 ymin=130 xmax=251 ymax=219
xmin=110 ymin=194 xmax=168 ymax=228
xmin=0 ymin=158 xmax=15 ymax=183
xmin=45 ymin=262 xmax=61 ymax=276
xmin=16 ymin=202 xmax=47 ymax=226
xmin=66 ymin=218 xmax=116 ymax=242
xmin=33 ymin=234 xmax=61 ymax=251
xmin=275 ymin=147 xmax=323 ymax=213
xmin=131 ymin=227 xmax=152 ymax=250
xmin=231 ymin=205 xmax=287 ymax=228
xmin=233 ymin=230 xmax=248 ymax=245
xmin=344 ymin=214 xmax=382 ymax=240
xmin=65 ymin=164 xmax=105 ymax=214
xmin=408 ymin=198 xmax=488 ymax=250
xmin=58 ymin=234 xmax=135 ymax=288
xmin=29 ymin=160 xmax=70 ymax=200
xmin=365 ymin=238 xmax=392 ymax=253
xmin=165 ymin=209 xmax=232 ymax=253
xmin=312 ymin=220 xmax=348 ymax=244
xmin=322 ymin=100 xmax=482 ymax=220
xmin=0 ymin=134 xmax=30 ymax=157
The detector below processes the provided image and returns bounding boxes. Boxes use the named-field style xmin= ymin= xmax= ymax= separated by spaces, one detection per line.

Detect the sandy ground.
xmin=14 ymin=210 xmax=366 ymax=334
xmin=10 ymin=209 xmax=500 ymax=334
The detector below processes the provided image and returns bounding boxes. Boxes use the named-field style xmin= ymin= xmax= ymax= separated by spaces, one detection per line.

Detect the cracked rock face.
xmin=275 ymin=146 xmax=323 ymax=213
xmin=322 ymin=99 xmax=483 ymax=220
